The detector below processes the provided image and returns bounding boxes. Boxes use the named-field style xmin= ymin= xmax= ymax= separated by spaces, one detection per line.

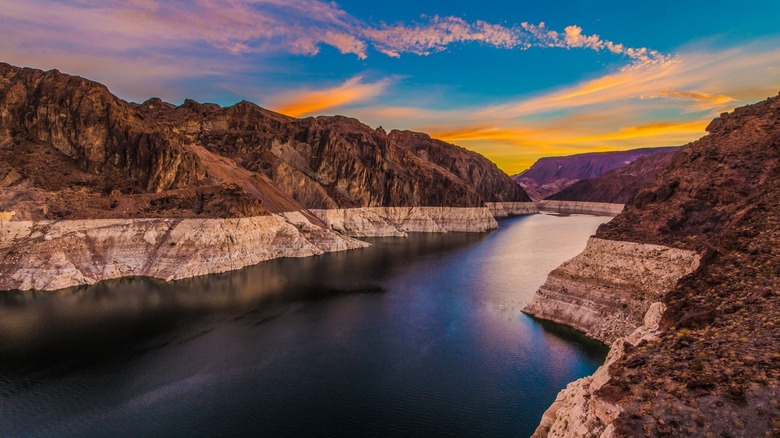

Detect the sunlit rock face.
xmin=0 ymin=62 xmax=530 ymax=221
xmin=0 ymin=62 xmax=533 ymax=291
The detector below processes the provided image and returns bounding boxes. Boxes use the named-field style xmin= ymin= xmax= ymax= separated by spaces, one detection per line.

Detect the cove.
xmin=0 ymin=214 xmax=609 ymax=437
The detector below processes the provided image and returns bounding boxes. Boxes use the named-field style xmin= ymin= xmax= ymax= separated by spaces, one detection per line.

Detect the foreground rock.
xmin=524 ymin=238 xmax=699 ymax=344
xmin=526 ymin=94 xmax=780 ymax=436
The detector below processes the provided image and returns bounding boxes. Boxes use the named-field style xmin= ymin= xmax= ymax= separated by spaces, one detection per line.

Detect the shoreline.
xmin=0 ymin=203 xmax=536 ymax=292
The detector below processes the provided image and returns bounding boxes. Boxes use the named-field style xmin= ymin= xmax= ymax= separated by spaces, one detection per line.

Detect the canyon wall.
xmin=527 ymin=94 xmax=780 ymax=436
xmin=532 ymin=303 xmax=668 ymax=438
xmin=523 ymin=237 xmax=700 ymax=345
xmin=309 ymin=206 xmax=501 ymax=237
xmin=0 ymin=214 xmax=368 ymax=291
xmin=536 ymin=201 xmax=624 ymax=217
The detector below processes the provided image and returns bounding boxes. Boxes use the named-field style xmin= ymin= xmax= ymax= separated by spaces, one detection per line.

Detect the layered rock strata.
xmin=309 ymin=206 xmax=500 ymax=237
xmin=532 ymin=303 xmax=667 ymax=438
xmin=528 ymin=95 xmax=780 ymax=436
xmin=536 ymin=201 xmax=624 ymax=217
xmin=484 ymin=201 xmax=540 ymax=218
xmin=0 ymin=215 xmax=368 ymax=291
xmin=523 ymin=237 xmax=700 ymax=344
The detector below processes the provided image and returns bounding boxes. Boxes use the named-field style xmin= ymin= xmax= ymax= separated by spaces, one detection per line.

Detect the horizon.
xmin=2 ymin=0 xmax=779 ymax=173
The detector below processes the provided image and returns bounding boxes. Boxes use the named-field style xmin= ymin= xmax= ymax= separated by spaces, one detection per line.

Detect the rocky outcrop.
xmin=309 ymin=206 xmax=500 ymax=237
xmin=485 ymin=201 xmax=539 ymax=218
xmin=0 ymin=62 xmax=532 ymax=291
xmin=533 ymin=302 xmax=667 ymax=438
xmin=529 ymin=94 xmax=780 ymax=436
xmin=513 ymin=147 xmax=679 ymax=200
xmin=523 ymin=238 xmax=700 ymax=344
xmin=537 ymin=201 xmax=624 ymax=217
xmin=0 ymin=215 xmax=368 ymax=291
xmin=545 ymin=151 xmax=677 ymax=204
xmin=0 ymin=62 xmax=530 ymax=221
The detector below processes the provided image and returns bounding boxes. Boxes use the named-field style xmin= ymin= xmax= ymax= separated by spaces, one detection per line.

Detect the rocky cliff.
xmin=0 ymin=62 xmax=534 ymax=291
xmin=0 ymin=62 xmax=530 ymax=221
xmin=546 ymin=151 xmax=677 ymax=204
xmin=536 ymin=201 xmax=624 ymax=216
xmin=514 ymin=147 xmax=679 ymax=200
xmin=526 ymin=94 xmax=780 ymax=436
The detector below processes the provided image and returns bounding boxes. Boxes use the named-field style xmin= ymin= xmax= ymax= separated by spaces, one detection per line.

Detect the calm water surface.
xmin=0 ymin=214 xmax=609 ymax=437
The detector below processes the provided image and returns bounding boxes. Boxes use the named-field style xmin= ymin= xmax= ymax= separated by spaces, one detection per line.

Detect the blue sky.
xmin=1 ymin=0 xmax=779 ymax=172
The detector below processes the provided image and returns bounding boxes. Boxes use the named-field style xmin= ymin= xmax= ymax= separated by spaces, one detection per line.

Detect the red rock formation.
xmin=514 ymin=147 xmax=679 ymax=200
xmin=0 ymin=62 xmax=530 ymax=220
xmin=545 ymin=151 xmax=677 ymax=204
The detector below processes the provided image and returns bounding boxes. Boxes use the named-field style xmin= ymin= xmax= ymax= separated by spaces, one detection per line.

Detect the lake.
xmin=0 ymin=213 xmax=609 ymax=437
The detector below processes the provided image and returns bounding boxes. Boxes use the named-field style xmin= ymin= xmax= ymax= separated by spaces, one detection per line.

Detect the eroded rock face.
xmin=309 ymin=206 xmax=500 ymax=237
xmin=529 ymin=94 xmax=780 ymax=436
xmin=0 ymin=215 xmax=368 ymax=291
xmin=523 ymin=238 xmax=700 ymax=344
xmin=533 ymin=303 xmax=667 ymax=438
xmin=0 ymin=62 xmax=531 ymax=220
xmin=536 ymin=201 xmax=624 ymax=217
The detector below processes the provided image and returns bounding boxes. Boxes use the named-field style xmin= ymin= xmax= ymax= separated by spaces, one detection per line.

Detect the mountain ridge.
xmin=514 ymin=146 xmax=680 ymax=200
xmin=0 ymin=62 xmax=530 ymax=221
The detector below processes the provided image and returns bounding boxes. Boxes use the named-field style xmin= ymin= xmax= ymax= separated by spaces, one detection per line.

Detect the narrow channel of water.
xmin=0 ymin=214 xmax=609 ymax=437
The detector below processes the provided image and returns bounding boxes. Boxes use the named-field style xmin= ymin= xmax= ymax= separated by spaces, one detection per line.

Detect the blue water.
xmin=0 ymin=214 xmax=609 ymax=437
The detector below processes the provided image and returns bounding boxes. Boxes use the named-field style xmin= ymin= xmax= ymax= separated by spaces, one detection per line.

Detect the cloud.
xmin=273 ymin=76 xmax=394 ymax=117
xmin=0 ymin=0 xmax=665 ymax=64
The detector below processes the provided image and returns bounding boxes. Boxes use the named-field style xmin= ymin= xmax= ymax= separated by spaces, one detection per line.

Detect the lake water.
xmin=0 ymin=214 xmax=609 ymax=437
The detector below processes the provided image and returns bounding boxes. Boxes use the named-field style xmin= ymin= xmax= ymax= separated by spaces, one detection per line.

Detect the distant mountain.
xmin=545 ymin=150 xmax=677 ymax=204
xmin=0 ymin=62 xmax=529 ymax=220
xmin=512 ymin=147 xmax=680 ymax=200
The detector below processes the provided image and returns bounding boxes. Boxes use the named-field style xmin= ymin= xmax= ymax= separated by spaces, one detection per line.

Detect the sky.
xmin=1 ymin=0 xmax=779 ymax=173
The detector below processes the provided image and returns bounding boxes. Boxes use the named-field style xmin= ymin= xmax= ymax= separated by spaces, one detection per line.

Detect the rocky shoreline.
xmin=523 ymin=237 xmax=700 ymax=344
xmin=523 ymin=237 xmax=701 ymax=436
xmin=0 ymin=203 xmax=535 ymax=292
xmin=536 ymin=201 xmax=624 ymax=216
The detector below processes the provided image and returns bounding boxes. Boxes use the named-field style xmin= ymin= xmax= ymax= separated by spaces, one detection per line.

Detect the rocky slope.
xmin=526 ymin=94 xmax=780 ymax=436
xmin=514 ymin=147 xmax=679 ymax=200
xmin=0 ymin=62 xmax=529 ymax=221
xmin=0 ymin=61 xmax=534 ymax=291
xmin=546 ymin=151 xmax=677 ymax=204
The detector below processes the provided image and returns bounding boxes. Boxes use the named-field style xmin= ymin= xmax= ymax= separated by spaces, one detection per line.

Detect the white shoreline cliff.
xmin=523 ymin=237 xmax=701 ymax=437
xmin=0 ymin=203 xmax=536 ymax=292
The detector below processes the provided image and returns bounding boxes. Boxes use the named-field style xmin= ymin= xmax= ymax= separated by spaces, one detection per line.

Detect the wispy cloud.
xmin=273 ymin=76 xmax=394 ymax=117
xmin=0 ymin=0 xmax=665 ymax=65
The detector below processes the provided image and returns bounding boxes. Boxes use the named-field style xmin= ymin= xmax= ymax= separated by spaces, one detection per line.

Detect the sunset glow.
xmin=2 ymin=0 xmax=777 ymax=173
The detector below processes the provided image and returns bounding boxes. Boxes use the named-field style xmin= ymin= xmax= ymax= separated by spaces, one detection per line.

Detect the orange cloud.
xmin=274 ymin=76 xmax=392 ymax=117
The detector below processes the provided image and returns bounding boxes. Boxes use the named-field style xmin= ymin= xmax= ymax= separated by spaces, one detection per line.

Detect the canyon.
xmin=513 ymin=147 xmax=679 ymax=201
xmin=1 ymin=61 xmax=778 ymax=436
xmin=0 ymin=62 xmax=533 ymax=291
xmin=524 ymin=94 xmax=780 ymax=437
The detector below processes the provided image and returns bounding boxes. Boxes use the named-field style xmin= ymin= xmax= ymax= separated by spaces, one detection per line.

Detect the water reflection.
xmin=0 ymin=214 xmax=609 ymax=438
